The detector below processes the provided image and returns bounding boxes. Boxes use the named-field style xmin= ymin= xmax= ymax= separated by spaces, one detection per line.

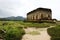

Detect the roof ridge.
xmin=27 ymin=7 xmax=52 ymax=15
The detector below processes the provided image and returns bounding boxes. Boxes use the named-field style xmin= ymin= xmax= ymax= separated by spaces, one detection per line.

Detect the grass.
xmin=47 ymin=25 xmax=60 ymax=40
xmin=0 ymin=21 xmax=57 ymax=40
xmin=0 ymin=21 xmax=25 ymax=40
xmin=19 ymin=21 xmax=56 ymax=28
xmin=28 ymin=31 xmax=40 ymax=35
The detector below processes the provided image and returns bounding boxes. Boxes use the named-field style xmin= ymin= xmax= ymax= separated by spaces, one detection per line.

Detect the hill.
xmin=0 ymin=16 xmax=25 ymax=21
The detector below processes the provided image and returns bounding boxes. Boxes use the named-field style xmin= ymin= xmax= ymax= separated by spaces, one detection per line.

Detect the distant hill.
xmin=0 ymin=16 xmax=25 ymax=21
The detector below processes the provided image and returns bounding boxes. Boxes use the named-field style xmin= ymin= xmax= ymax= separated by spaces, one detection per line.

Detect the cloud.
xmin=0 ymin=9 xmax=14 ymax=17
xmin=0 ymin=0 xmax=60 ymax=20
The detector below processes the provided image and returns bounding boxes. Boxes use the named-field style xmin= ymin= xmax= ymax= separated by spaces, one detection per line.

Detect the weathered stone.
xmin=27 ymin=8 xmax=52 ymax=22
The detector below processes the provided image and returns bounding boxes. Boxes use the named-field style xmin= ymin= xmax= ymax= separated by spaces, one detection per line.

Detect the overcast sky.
xmin=0 ymin=0 xmax=60 ymax=20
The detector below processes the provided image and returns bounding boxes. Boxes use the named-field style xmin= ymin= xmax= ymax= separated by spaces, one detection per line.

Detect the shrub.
xmin=0 ymin=26 xmax=25 ymax=40
xmin=47 ymin=25 xmax=60 ymax=40
xmin=51 ymin=37 xmax=60 ymax=40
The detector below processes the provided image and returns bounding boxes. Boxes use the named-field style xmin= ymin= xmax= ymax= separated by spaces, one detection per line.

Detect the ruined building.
xmin=27 ymin=8 xmax=54 ymax=22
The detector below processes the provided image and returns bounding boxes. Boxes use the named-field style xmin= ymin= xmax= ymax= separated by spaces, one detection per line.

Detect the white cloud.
xmin=0 ymin=0 xmax=60 ymax=20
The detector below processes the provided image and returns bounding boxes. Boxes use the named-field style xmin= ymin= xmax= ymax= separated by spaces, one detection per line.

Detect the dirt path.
xmin=22 ymin=27 xmax=51 ymax=40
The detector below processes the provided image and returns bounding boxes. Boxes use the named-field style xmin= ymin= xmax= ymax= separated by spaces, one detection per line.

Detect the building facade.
xmin=27 ymin=8 xmax=52 ymax=21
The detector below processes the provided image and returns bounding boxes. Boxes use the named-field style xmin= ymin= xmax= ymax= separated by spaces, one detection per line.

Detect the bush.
xmin=47 ymin=25 xmax=60 ymax=40
xmin=51 ymin=37 xmax=60 ymax=40
xmin=0 ymin=26 xmax=25 ymax=40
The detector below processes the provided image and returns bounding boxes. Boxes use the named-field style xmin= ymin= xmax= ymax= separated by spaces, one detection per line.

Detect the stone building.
xmin=27 ymin=8 xmax=52 ymax=22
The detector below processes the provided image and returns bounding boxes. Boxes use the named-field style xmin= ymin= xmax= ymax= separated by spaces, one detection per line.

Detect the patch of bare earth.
xmin=22 ymin=27 xmax=51 ymax=40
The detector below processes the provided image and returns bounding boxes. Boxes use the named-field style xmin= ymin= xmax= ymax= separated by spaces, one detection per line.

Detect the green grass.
xmin=0 ymin=21 xmax=57 ymax=40
xmin=19 ymin=21 xmax=56 ymax=28
xmin=47 ymin=25 xmax=60 ymax=40
xmin=28 ymin=31 xmax=40 ymax=35
xmin=0 ymin=21 xmax=25 ymax=40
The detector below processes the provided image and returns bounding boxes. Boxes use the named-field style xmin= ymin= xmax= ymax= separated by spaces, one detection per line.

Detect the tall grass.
xmin=0 ymin=21 xmax=57 ymax=40
xmin=0 ymin=21 xmax=25 ymax=40
xmin=47 ymin=25 xmax=60 ymax=40
xmin=19 ymin=21 xmax=56 ymax=28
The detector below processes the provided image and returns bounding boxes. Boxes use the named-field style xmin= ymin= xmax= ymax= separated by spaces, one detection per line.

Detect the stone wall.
xmin=27 ymin=9 xmax=52 ymax=21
